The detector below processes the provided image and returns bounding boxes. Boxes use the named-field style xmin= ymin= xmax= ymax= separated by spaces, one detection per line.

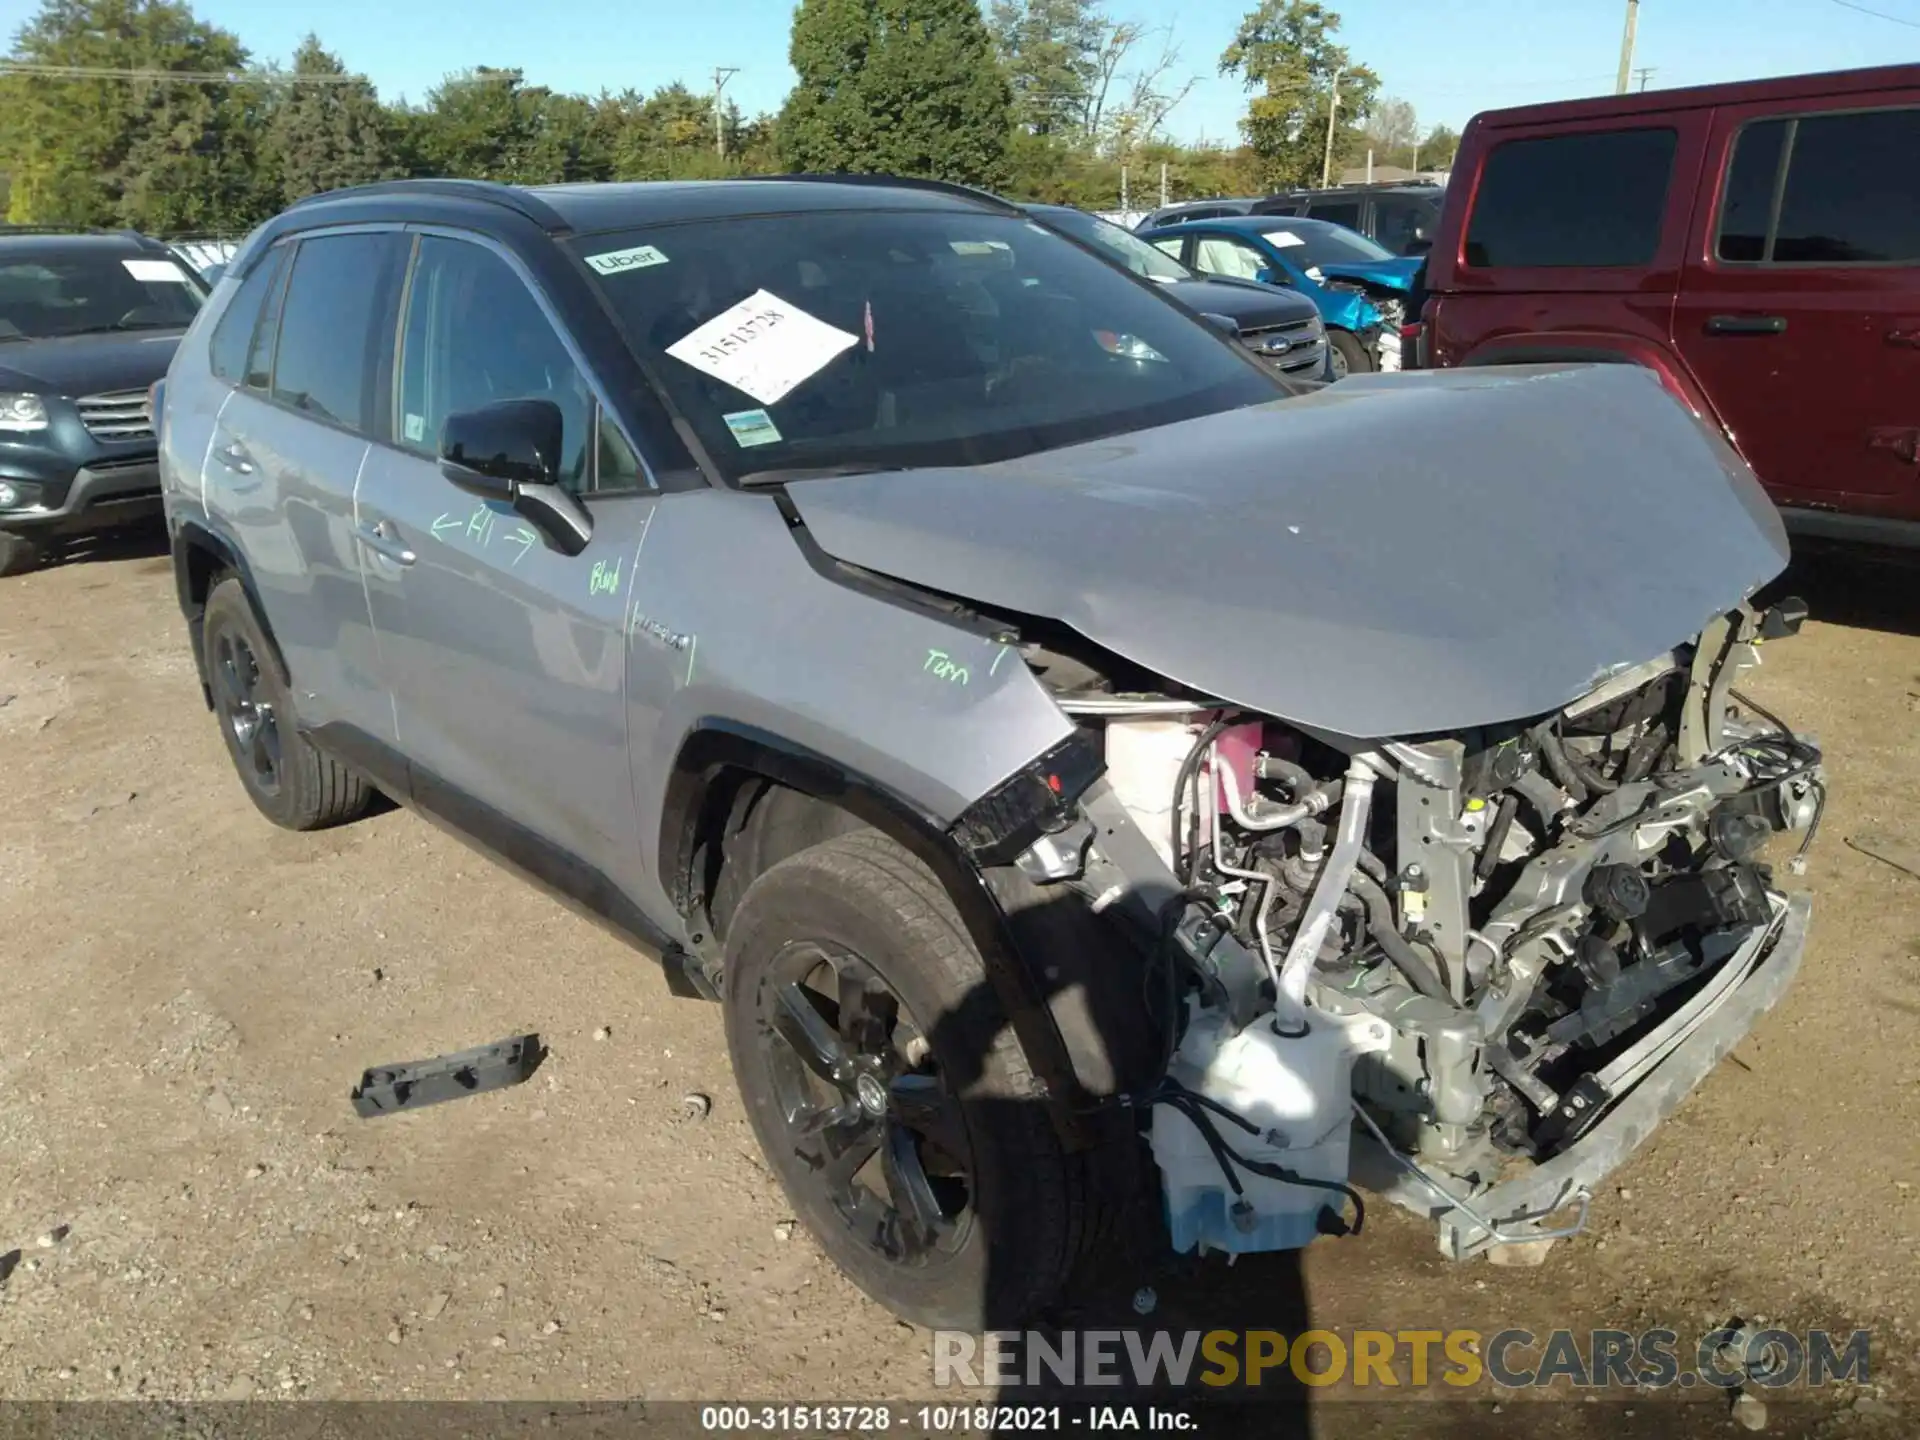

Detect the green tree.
xmin=990 ymin=0 xmax=1102 ymax=138
xmin=264 ymin=35 xmax=391 ymax=204
xmin=779 ymin=0 xmax=1012 ymax=187
xmin=1417 ymin=121 xmax=1460 ymax=172
xmin=1219 ymin=0 xmax=1378 ymax=191
xmin=0 ymin=0 xmax=260 ymax=228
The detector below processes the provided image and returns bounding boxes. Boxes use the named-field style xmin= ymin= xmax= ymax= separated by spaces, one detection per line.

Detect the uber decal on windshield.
xmin=583 ymin=244 xmax=670 ymax=275
xmin=666 ymin=289 xmax=858 ymax=406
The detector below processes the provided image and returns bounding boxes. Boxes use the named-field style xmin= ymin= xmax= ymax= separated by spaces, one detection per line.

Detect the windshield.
xmin=0 ymin=249 xmax=203 ymax=340
xmin=1036 ymin=208 xmax=1193 ymax=283
xmin=1261 ymin=222 xmax=1397 ymax=269
xmin=573 ymin=209 xmax=1275 ymax=480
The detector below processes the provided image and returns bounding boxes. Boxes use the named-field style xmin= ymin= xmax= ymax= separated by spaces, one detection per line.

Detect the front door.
xmin=354 ymin=231 xmax=658 ymax=892
xmin=1675 ymin=98 xmax=1920 ymax=513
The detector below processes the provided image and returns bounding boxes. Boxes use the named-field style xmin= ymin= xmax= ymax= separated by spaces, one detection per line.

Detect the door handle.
xmin=1703 ymin=314 xmax=1787 ymax=336
xmin=356 ymin=519 xmax=416 ymax=567
xmin=1887 ymin=327 xmax=1920 ymax=349
xmin=212 ymin=439 xmax=255 ymax=475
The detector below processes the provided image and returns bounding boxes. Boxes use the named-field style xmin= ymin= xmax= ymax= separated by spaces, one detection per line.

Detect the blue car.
xmin=1136 ymin=215 xmax=1423 ymax=377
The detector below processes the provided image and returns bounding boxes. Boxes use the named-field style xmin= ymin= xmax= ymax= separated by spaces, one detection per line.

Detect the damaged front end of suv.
xmin=785 ymin=363 xmax=1822 ymax=1268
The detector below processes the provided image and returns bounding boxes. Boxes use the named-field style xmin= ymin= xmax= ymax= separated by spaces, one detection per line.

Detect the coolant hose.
xmin=1276 ymin=755 xmax=1377 ymax=1011
xmin=1347 ymin=871 xmax=1454 ymax=1004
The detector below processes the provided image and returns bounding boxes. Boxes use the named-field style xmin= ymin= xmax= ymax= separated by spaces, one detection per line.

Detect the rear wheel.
xmin=0 ymin=529 xmax=44 ymax=577
xmin=1328 ymin=329 xmax=1373 ymax=379
xmin=723 ymin=830 xmax=1101 ymax=1329
xmin=203 ymin=576 xmax=373 ymax=831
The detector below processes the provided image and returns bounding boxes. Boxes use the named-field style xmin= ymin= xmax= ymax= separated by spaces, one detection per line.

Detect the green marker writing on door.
xmin=588 ymin=557 xmax=623 ymax=597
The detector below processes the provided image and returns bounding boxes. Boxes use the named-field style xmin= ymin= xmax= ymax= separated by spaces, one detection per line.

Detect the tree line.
xmin=0 ymin=0 xmax=1462 ymax=238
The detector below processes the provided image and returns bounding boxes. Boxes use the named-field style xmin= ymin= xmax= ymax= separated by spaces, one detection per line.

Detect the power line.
xmin=1822 ymin=0 xmax=1920 ymax=27
xmin=0 ymin=60 xmax=369 ymax=84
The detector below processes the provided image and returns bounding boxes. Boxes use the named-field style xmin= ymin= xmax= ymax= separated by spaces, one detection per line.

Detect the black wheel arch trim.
xmin=660 ymin=721 xmax=1120 ymax=1147
xmin=171 ymin=519 xmax=292 ymax=709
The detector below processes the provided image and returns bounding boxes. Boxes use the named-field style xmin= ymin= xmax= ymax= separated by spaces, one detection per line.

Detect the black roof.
xmin=282 ymin=174 xmax=1016 ymax=238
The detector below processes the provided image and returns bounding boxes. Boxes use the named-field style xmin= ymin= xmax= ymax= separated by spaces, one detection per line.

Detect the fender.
xmin=660 ymin=722 xmax=1158 ymax=1149
xmin=170 ymin=517 xmax=292 ymax=707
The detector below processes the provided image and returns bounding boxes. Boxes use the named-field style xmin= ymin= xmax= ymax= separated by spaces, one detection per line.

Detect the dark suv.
xmin=1423 ymin=63 xmax=1920 ymax=549
xmin=0 ymin=228 xmax=209 ymax=574
xmin=1252 ymin=183 xmax=1445 ymax=257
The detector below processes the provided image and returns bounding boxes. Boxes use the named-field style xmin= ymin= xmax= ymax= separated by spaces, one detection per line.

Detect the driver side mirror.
xmin=439 ymin=399 xmax=593 ymax=557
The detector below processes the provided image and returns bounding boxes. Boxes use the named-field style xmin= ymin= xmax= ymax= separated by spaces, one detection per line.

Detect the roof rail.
xmin=739 ymin=172 xmax=1019 ymax=213
xmin=286 ymin=178 xmax=570 ymax=232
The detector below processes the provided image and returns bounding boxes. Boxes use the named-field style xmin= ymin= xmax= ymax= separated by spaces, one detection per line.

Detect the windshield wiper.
xmin=736 ymin=463 xmax=904 ymax=488
xmin=49 ymin=321 xmax=180 ymax=337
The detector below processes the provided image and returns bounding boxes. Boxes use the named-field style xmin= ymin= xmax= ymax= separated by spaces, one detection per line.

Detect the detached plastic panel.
xmin=350 ymin=1033 xmax=542 ymax=1118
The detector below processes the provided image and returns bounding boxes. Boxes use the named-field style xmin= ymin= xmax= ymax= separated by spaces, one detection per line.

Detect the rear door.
xmin=354 ymin=230 xmax=658 ymax=890
xmin=204 ymin=229 xmax=406 ymax=745
xmin=1674 ymin=98 xmax=1920 ymax=512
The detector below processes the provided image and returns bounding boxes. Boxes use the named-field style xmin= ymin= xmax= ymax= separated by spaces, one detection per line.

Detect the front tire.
xmin=723 ymin=830 xmax=1098 ymax=1329
xmin=0 ymin=529 xmax=44 ymax=577
xmin=202 ymin=576 xmax=373 ymax=831
xmin=1328 ymin=328 xmax=1373 ymax=378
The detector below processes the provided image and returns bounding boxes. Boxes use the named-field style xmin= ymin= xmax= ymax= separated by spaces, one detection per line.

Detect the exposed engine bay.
xmin=1009 ymin=595 xmax=1822 ymax=1260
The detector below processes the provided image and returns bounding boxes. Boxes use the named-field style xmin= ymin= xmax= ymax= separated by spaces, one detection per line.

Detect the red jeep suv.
xmin=1423 ymin=64 xmax=1920 ymax=550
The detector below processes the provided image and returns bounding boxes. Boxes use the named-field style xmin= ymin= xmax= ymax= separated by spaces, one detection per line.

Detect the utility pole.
xmin=1159 ymin=161 xmax=1168 ymax=208
xmin=1615 ymin=0 xmax=1640 ymax=96
xmin=712 ymin=66 xmax=739 ymax=158
xmin=1634 ymin=65 xmax=1657 ymax=91
xmin=1411 ymin=138 xmax=1420 ymax=175
xmin=1121 ymin=165 xmax=1129 ymax=216
xmin=1320 ymin=64 xmax=1345 ymax=189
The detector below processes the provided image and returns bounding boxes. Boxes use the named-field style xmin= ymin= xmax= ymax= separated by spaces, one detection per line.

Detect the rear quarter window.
xmin=1465 ymin=127 xmax=1678 ymax=268
xmin=208 ymin=245 xmax=287 ymax=384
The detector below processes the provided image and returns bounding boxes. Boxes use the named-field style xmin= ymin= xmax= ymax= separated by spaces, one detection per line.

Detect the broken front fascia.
xmin=964 ymin=600 xmax=1819 ymax=1260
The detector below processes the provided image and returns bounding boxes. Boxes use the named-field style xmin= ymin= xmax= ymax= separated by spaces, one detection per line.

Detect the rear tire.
xmin=1328 ymin=328 xmax=1373 ymax=378
xmin=723 ymin=830 xmax=1113 ymax=1329
xmin=0 ymin=529 xmax=44 ymax=577
xmin=202 ymin=576 xmax=373 ymax=831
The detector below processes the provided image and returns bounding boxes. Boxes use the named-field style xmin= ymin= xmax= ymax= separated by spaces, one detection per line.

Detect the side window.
xmin=1193 ymin=236 xmax=1268 ymax=282
xmin=1465 ymin=128 xmax=1678 ymax=268
xmin=1374 ymin=199 xmax=1432 ymax=255
xmin=1717 ymin=119 xmax=1788 ymax=262
xmin=1307 ymin=200 xmax=1363 ymax=230
xmin=270 ymin=233 xmax=397 ymax=432
xmin=208 ymin=244 xmax=286 ymax=383
xmin=1150 ymin=238 xmax=1186 ymax=263
xmin=1773 ymin=108 xmax=1920 ymax=263
xmin=396 ymin=236 xmax=601 ymax=493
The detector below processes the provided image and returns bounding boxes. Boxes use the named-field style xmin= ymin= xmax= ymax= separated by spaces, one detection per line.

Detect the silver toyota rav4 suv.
xmin=158 ymin=176 xmax=1823 ymax=1329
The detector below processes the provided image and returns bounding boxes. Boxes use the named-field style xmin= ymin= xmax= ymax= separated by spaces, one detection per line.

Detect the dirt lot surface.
xmin=1 ymin=532 xmax=1916 ymax=1437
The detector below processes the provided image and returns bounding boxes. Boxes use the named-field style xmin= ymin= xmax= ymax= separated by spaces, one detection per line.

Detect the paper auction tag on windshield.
xmin=666 ymin=290 xmax=857 ymax=405
xmin=123 ymin=258 xmax=190 ymax=282
xmin=1263 ymin=231 xmax=1307 ymax=249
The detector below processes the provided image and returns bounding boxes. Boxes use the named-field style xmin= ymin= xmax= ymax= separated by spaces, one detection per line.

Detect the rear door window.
xmin=209 ymin=244 xmax=287 ymax=384
xmin=1717 ymin=107 xmax=1920 ymax=264
xmin=1306 ymin=199 xmax=1363 ymax=229
xmin=1465 ymin=128 xmax=1678 ymax=267
xmin=269 ymin=233 xmax=402 ymax=433
xmin=1374 ymin=198 xmax=1436 ymax=254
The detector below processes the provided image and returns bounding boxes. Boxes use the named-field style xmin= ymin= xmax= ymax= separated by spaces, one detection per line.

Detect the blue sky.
xmin=10 ymin=0 xmax=1918 ymax=142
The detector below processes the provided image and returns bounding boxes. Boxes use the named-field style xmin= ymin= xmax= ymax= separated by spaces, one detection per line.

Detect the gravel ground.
xmin=0 ymin=531 xmax=1915 ymax=1437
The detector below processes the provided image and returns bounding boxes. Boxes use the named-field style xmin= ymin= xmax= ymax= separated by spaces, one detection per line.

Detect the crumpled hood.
xmin=0 ymin=330 xmax=182 ymax=395
xmin=784 ymin=364 xmax=1790 ymax=739
xmin=1314 ymin=255 xmax=1422 ymax=292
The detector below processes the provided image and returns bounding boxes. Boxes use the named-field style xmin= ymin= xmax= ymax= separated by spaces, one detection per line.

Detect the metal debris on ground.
xmin=349 ymin=1034 xmax=543 ymax=1118
xmin=681 ymin=1092 xmax=712 ymax=1120
xmin=1846 ymin=832 xmax=1920 ymax=883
